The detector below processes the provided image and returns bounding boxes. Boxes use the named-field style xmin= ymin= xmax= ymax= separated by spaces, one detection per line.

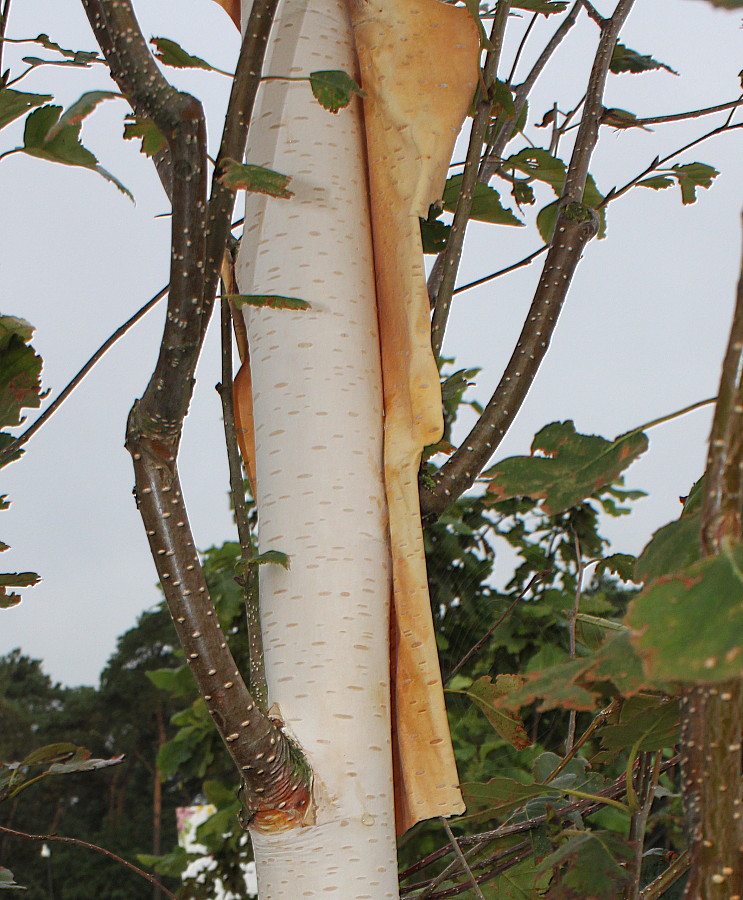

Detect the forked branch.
xmin=421 ymin=0 xmax=636 ymax=521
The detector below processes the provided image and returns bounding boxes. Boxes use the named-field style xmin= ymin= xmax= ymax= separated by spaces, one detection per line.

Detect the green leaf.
xmin=597 ymin=696 xmax=679 ymax=761
xmin=0 ymin=572 xmax=40 ymax=608
xmin=150 ymin=37 xmax=221 ymax=73
xmin=309 ymin=70 xmax=364 ymax=113
xmin=23 ymin=103 xmax=132 ymax=198
xmin=420 ymin=211 xmax=450 ymax=253
xmin=32 ymin=33 xmax=100 ymax=63
xmin=21 ymin=742 xmax=77 ymax=766
xmin=596 ymin=553 xmax=637 ymax=582
xmin=217 ymin=159 xmax=293 ymax=198
xmin=249 ymin=549 xmax=290 ymax=569
xmin=609 ymin=42 xmax=678 ymax=76
xmin=635 ymin=510 xmax=702 ymax=583
xmin=0 ymin=87 xmax=53 ymax=131
xmin=0 ymin=867 xmax=26 ymax=891
xmin=0 ymin=321 xmax=43 ymax=429
xmin=442 ymin=174 xmax=523 ymax=226
xmin=44 ymin=90 xmax=118 ymax=140
xmin=481 ymin=858 xmax=548 ymax=898
xmin=463 ymin=675 xmax=532 ymax=750
xmin=636 ymin=175 xmax=674 ymax=190
xmin=672 ymin=162 xmax=719 ymax=204
xmin=504 ymin=147 xmax=566 ymax=194
xmin=48 ymin=751 xmax=124 ymax=774
xmin=461 ymin=775 xmax=559 ymax=820
xmin=511 ymin=0 xmax=568 ymax=12
xmin=485 ymin=421 xmax=648 ymax=515
xmin=626 ymin=543 xmax=743 ymax=683
xmin=226 ymin=294 xmax=310 ymax=311
xmin=146 ymin=664 xmax=194 ymax=697
xmin=538 ymin=830 xmax=634 ymax=898
xmin=123 ymin=115 xmax=167 ymax=158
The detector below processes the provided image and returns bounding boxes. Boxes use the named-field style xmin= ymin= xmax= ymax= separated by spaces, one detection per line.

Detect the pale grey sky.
xmin=1 ymin=0 xmax=741 ymax=686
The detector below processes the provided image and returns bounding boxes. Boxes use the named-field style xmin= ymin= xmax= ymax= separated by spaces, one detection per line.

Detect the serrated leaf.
xmin=442 ymin=174 xmax=523 ymax=226
xmin=45 ymin=90 xmax=118 ymax=140
xmin=596 ymin=553 xmax=637 ymax=582
xmin=33 ymin=33 xmax=100 ymax=63
xmin=217 ymin=159 xmax=293 ymax=198
xmin=420 ymin=214 xmax=450 ymax=253
xmin=0 ymin=325 xmax=43 ymax=429
xmin=150 ymin=37 xmax=221 ymax=73
xmin=635 ymin=510 xmax=702 ymax=582
xmin=123 ymin=115 xmax=167 ymax=158
xmin=22 ymin=103 xmax=132 ymax=198
xmin=598 ymin=696 xmax=679 ymax=759
xmin=249 ymin=549 xmax=290 ymax=569
xmin=504 ymin=147 xmax=566 ymax=194
xmin=0 ymin=87 xmax=53 ymax=131
xmin=48 ymin=752 xmax=124 ymax=774
xmin=538 ymin=830 xmax=634 ymax=898
xmin=309 ymin=70 xmax=364 ymax=113
xmin=485 ymin=421 xmax=647 ymax=515
xmin=610 ymin=42 xmax=678 ymax=76
xmin=626 ymin=543 xmax=743 ymax=683
xmin=461 ymin=776 xmax=559 ymax=820
xmin=226 ymin=294 xmax=310 ymax=310
xmin=22 ymin=742 xmax=78 ymax=765
xmin=463 ymin=675 xmax=532 ymax=749
xmin=512 ymin=0 xmax=568 ymax=12
xmin=672 ymin=161 xmax=718 ymax=204
xmin=637 ymin=175 xmax=674 ymax=190
xmin=481 ymin=858 xmax=549 ymax=898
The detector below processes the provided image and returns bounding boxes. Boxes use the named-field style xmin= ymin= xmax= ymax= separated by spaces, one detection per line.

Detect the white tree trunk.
xmin=235 ymin=0 xmax=399 ymax=894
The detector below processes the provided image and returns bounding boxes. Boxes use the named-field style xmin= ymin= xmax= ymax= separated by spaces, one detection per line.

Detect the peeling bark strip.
xmin=348 ymin=0 xmax=479 ymax=832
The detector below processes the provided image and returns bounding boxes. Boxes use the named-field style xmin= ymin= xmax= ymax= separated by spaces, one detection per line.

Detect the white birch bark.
xmin=235 ymin=0 xmax=399 ymax=895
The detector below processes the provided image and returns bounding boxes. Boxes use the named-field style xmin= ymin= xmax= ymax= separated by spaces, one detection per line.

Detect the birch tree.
xmin=2 ymin=0 xmax=743 ymax=896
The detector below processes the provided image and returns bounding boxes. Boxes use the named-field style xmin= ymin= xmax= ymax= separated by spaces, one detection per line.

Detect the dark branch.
xmin=421 ymin=0 xmax=636 ymax=522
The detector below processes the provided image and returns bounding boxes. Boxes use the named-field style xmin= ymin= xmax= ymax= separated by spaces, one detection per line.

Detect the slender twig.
xmin=218 ymin=278 xmax=267 ymax=712
xmin=445 ymin=570 xmax=547 ymax=681
xmin=439 ymin=818 xmax=485 ymax=900
xmin=452 ymin=244 xmax=548 ymax=295
xmin=624 ymin=750 xmax=662 ymax=900
xmin=506 ymin=13 xmax=537 ymax=85
xmin=0 ymin=823 xmax=178 ymax=899
xmin=421 ymin=0 xmax=637 ymax=522
xmin=429 ymin=1 xmax=512 ymax=357
xmin=542 ymin=698 xmax=621 ymax=783
xmin=626 ymin=97 xmax=743 ymax=129
xmin=602 ymin=120 xmax=743 ymax=208
xmin=0 ymin=285 xmax=168 ymax=467
xmin=580 ymin=0 xmax=605 ymax=24
xmin=565 ymin=530 xmax=584 ymax=753
xmin=0 ymin=0 xmax=11 ymax=75
xmin=639 ymin=850 xmax=690 ymax=900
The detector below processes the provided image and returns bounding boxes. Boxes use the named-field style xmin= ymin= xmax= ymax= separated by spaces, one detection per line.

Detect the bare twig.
xmin=452 ymin=244 xmax=548 ymax=295
xmin=565 ymin=530 xmax=584 ymax=753
xmin=639 ymin=850 xmax=690 ymax=900
xmin=0 ymin=823 xmax=178 ymax=899
xmin=445 ymin=570 xmax=547 ymax=681
xmin=421 ymin=0 xmax=637 ymax=522
xmin=438 ymin=818 xmax=485 ymax=900
xmin=429 ymin=1 xmax=512 ymax=358
xmin=0 ymin=0 xmax=11 ymax=74
xmin=0 ymin=285 xmax=167 ymax=467
xmin=627 ymin=97 xmax=743 ymax=129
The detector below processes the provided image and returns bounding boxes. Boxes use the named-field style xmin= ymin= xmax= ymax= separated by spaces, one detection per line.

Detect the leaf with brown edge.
xmin=626 ymin=543 xmax=743 ymax=683
xmin=463 ymin=675 xmax=532 ymax=750
xmin=225 ymin=294 xmax=310 ymax=311
xmin=217 ymin=159 xmax=293 ymax=198
xmin=123 ymin=115 xmax=167 ymax=158
xmin=309 ymin=70 xmax=364 ymax=113
xmin=150 ymin=37 xmax=224 ymax=73
xmin=0 ymin=572 xmax=40 ymax=608
xmin=485 ymin=421 xmax=647 ymax=515
xmin=0 ymin=87 xmax=53 ymax=131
